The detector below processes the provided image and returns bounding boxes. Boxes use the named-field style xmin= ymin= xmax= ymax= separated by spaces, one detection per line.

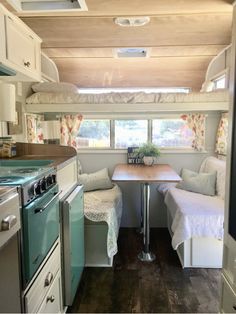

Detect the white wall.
xmin=78 ymin=112 xmax=220 ymax=228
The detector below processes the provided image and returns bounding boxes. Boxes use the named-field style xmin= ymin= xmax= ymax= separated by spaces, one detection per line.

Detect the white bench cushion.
xmin=165 ymin=187 xmax=224 ymax=250
xmin=84 ymin=184 xmax=122 ymax=258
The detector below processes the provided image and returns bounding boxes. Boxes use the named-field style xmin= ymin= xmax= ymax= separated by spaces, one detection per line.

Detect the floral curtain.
xmin=26 ymin=114 xmax=44 ymax=143
xmin=215 ymin=112 xmax=228 ymax=155
xmin=60 ymin=114 xmax=83 ymax=148
xmin=180 ymin=113 xmax=206 ymax=151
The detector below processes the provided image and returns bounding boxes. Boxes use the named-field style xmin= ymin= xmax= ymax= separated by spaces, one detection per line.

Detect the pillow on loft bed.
xmin=78 ymin=168 xmax=114 ymax=192
xmin=176 ymin=168 xmax=216 ymax=196
xmin=32 ymin=82 xmax=79 ymax=93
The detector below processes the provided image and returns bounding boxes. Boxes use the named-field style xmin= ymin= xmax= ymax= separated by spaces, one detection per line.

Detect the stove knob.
xmin=35 ymin=182 xmax=42 ymax=195
xmin=31 ymin=183 xmax=38 ymax=196
xmin=40 ymin=178 xmax=47 ymax=192
xmin=46 ymin=175 xmax=53 ymax=186
xmin=52 ymin=174 xmax=57 ymax=184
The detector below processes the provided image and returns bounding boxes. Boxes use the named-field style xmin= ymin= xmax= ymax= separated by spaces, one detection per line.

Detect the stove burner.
xmin=15 ymin=168 xmax=40 ymax=174
xmin=0 ymin=176 xmax=24 ymax=183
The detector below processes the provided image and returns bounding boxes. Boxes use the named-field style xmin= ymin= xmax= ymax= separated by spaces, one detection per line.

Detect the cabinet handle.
xmin=1 ymin=215 xmax=17 ymax=231
xmin=233 ymin=305 xmax=236 ymax=311
xmin=23 ymin=61 xmax=31 ymax=67
xmin=44 ymin=272 xmax=54 ymax=287
xmin=47 ymin=295 xmax=55 ymax=303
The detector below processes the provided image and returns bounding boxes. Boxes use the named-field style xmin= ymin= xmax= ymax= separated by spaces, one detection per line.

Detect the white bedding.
xmin=83 ymin=184 xmax=122 ymax=258
xmin=26 ymin=90 xmax=229 ymax=104
xmin=164 ymin=187 xmax=224 ymax=250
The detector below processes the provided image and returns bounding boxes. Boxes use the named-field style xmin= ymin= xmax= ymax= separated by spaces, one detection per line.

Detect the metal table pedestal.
xmin=138 ymin=182 xmax=156 ymax=262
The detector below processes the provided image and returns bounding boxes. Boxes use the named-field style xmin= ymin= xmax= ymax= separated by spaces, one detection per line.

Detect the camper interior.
xmin=0 ymin=0 xmax=235 ymax=313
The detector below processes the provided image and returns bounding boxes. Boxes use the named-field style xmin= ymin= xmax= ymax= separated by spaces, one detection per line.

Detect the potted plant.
xmin=135 ymin=142 xmax=161 ymax=166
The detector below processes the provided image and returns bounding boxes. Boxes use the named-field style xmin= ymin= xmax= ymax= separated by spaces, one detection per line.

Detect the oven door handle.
xmin=34 ymin=191 xmax=60 ymax=214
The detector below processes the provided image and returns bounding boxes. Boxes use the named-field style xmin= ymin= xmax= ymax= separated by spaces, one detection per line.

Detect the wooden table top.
xmin=112 ymin=163 xmax=181 ymax=183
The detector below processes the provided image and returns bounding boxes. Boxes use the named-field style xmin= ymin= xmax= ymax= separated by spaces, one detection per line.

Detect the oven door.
xmin=22 ymin=185 xmax=60 ymax=286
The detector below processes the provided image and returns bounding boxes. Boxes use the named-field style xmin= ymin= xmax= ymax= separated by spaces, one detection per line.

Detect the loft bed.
xmin=25 ymin=90 xmax=229 ymax=113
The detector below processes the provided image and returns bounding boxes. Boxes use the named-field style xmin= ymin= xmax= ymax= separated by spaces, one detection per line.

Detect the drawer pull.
xmin=47 ymin=295 xmax=55 ymax=303
xmin=44 ymin=272 xmax=54 ymax=287
xmin=24 ymin=61 xmax=31 ymax=67
xmin=1 ymin=215 xmax=17 ymax=231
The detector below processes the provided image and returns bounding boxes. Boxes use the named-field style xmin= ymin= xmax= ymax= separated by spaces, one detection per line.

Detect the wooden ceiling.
xmin=3 ymin=0 xmax=234 ymax=91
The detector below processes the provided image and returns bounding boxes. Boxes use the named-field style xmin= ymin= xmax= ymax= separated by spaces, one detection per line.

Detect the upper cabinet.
xmin=0 ymin=4 xmax=42 ymax=81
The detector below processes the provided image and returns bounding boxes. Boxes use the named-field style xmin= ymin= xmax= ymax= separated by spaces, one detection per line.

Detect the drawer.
xmin=191 ymin=237 xmax=223 ymax=267
xmin=25 ymin=244 xmax=60 ymax=313
xmin=221 ymin=274 xmax=236 ymax=313
xmin=37 ymin=272 xmax=62 ymax=314
xmin=0 ymin=192 xmax=20 ymax=249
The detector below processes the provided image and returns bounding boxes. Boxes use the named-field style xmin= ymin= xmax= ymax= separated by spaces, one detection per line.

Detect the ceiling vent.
xmin=114 ymin=48 xmax=150 ymax=58
xmin=114 ymin=16 xmax=150 ymax=27
xmin=6 ymin=0 xmax=88 ymax=12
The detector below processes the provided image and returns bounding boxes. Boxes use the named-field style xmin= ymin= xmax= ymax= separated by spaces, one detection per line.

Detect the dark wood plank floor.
xmin=69 ymin=228 xmax=221 ymax=313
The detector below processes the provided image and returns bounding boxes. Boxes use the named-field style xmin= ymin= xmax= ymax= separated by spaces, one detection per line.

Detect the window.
xmin=152 ymin=119 xmax=194 ymax=148
xmin=77 ymin=119 xmax=110 ymax=148
xmin=76 ymin=116 xmax=201 ymax=151
xmin=115 ymin=120 xmax=148 ymax=148
xmin=78 ymin=87 xmax=190 ymax=94
xmin=212 ymin=74 xmax=226 ymax=90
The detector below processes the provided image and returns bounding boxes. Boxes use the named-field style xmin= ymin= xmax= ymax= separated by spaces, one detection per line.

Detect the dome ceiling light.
xmin=114 ymin=48 xmax=150 ymax=58
xmin=114 ymin=16 xmax=150 ymax=27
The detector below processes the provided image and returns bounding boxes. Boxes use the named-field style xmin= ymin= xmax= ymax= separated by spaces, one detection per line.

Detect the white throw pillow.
xmin=78 ymin=168 xmax=113 ymax=192
xmin=199 ymin=156 xmax=226 ymax=199
xmin=176 ymin=168 xmax=216 ymax=196
xmin=32 ymin=82 xmax=78 ymax=93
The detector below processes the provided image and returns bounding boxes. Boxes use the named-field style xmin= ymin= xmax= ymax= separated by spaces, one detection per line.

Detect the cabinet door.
xmin=5 ymin=15 xmax=39 ymax=74
xmin=37 ymin=272 xmax=62 ymax=314
xmin=57 ymin=159 xmax=77 ymax=199
xmin=61 ymin=185 xmax=84 ymax=306
xmin=221 ymin=275 xmax=236 ymax=313
xmin=25 ymin=243 xmax=61 ymax=313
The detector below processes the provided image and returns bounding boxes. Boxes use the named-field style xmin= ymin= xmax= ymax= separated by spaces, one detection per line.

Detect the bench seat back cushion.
xmin=176 ymin=168 xmax=216 ymax=196
xmin=199 ymin=156 xmax=226 ymax=199
xmin=78 ymin=168 xmax=113 ymax=192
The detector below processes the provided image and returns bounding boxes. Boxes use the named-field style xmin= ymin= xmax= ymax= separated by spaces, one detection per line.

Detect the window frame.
xmin=151 ymin=117 xmax=195 ymax=150
xmin=212 ymin=74 xmax=226 ymax=90
xmin=76 ymin=118 xmax=111 ymax=149
xmin=76 ymin=114 xmax=202 ymax=153
xmin=211 ymin=69 xmax=228 ymax=90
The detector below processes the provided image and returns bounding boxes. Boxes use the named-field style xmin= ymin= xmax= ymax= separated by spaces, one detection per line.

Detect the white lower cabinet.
xmin=37 ymin=272 xmax=62 ymax=314
xmin=24 ymin=243 xmax=62 ymax=313
xmin=221 ymin=274 xmax=236 ymax=313
xmin=57 ymin=158 xmax=77 ymax=198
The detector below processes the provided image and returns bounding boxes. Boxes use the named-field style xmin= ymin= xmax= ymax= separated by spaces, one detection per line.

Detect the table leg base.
xmin=136 ymin=227 xmax=143 ymax=234
xmin=138 ymin=251 xmax=156 ymax=262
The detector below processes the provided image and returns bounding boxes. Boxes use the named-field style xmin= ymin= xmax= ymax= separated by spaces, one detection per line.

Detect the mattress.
xmin=26 ymin=90 xmax=229 ymax=104
xmin=164 ymin=187 xmax=224 ymax=250
xmin=83 ymin=184 xmax=122 ymax=258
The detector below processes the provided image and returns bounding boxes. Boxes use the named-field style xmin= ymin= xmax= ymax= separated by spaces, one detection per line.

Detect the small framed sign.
xmin=127 ymin=146 xmax=143 ymax=164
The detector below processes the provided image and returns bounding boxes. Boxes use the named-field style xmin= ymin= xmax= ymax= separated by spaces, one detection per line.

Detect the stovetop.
xmin=0 ymin=164 xmax=57 ymax=206
xmin=0 ymin=166 xmax=54 ymax=186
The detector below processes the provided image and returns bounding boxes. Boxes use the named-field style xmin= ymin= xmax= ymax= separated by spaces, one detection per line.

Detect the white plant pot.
xmin=143 ymin=156 xmax=156 ymax=166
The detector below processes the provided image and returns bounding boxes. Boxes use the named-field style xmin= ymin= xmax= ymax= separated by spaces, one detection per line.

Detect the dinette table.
xmin=112 ymin=163 xmax=181 ymax=262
